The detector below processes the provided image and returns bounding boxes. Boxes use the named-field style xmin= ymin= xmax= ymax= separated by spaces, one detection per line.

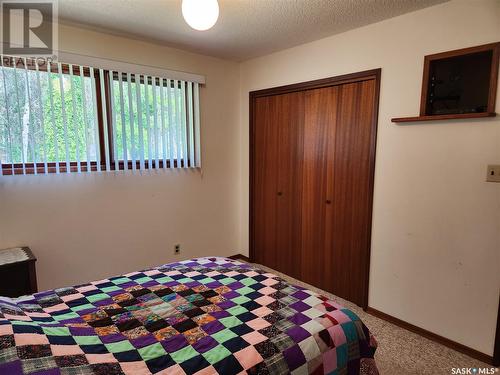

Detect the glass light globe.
xmin=182 ymin=0 xmax=219 ymax=31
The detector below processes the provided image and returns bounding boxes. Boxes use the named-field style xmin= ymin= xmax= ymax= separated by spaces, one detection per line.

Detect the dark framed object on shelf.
xmin=393 ymin=42 xmax=499 ymax=123
xmin=0 ymin=247 xmax=37 ymax=297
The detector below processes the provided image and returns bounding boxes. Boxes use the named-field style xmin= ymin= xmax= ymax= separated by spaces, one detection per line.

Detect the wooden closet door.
xmin=327 ymin=79 xmax=377 ymax=306
xmin=252 ymin=92 xmax=304 ymax=276
xmin=301 ymin=86 xmax=339 ymax=290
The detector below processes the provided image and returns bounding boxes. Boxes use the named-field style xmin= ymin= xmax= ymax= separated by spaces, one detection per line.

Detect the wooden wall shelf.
xmin=392 ymin=112 xmax=496 ymax=123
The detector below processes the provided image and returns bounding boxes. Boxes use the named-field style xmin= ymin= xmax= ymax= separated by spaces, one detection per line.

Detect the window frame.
xmin=0 ymin=57 xmax=188 ymax=175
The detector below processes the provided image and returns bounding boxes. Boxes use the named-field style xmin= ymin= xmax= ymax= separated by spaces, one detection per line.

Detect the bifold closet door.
xmin=328 ymin=80 xmax=377 ymax=306
xmin=301 ymin=86 xmax=339 ymax=291
xmin=252 ymin=92 xmax=304 ymax=278
xmin=301 ymin=79 xmax=377 ymax=306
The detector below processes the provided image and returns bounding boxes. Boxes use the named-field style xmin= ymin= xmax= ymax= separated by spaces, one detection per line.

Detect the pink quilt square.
xmin=51 ymin=345 xmax=84 ymax=356
xmin=252 ymin=306 xmax=273 ymax=317
xmin=246 ymin=318 xmax=271 ymax=331
xmin=120 ymin=361 xmax=151 ymax=375
xmin=323 ymin=348 xmax=337 ymax=373
xmin=15 ymin=333 xmax=49 ymax=345
xmin=261 ymin=278 xmax=279 ymax=286
xmin=258 ymin=287 xmax=277 ymax=295
xmin=193 ymin=365 xmax=217 ymax=375
xmin=77 ymin=285 xmax=97 ymax=293
xmin=0 ymin=325 xmax=13 ymax=335
xmin=328 ymin=325 xmax=347 ymax=347
xmin=44 ymin=303 xmax=68 ymax=313
xmin=234 ymin=346 xmax=263 ymax=369
xmin=4 ymin=314 xmax=30 ymax=321
xmin=327 ymin=310 xmax=351 ymax=324
xmin=254 ymin=296 xmax=274 ymax=306
xmin=242 ymin=331 xmax=267 ymax=345
xmin=85 ymin=353 xmax=117 ymax=364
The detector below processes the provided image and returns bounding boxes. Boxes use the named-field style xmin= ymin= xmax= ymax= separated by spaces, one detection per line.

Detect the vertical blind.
xmin=0 ymin=55 xmax=201 ymax=175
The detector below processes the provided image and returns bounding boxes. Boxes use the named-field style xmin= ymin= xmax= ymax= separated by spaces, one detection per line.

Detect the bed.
xmin=0 ymin=257 xmax=378 ymax=375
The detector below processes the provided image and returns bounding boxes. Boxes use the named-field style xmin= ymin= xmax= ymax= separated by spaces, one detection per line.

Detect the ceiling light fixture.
xmin=182 ymin=0 xmax=219 ymax=31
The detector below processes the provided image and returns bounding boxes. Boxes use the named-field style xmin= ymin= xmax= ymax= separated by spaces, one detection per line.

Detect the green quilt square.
xmin=101 ymin=286 xmax=121 ymax=293
xmin=170 ymin=345 xmax=198 ymax=363
xmin=138 ymin=343 xmax=167 ymax=361
xmin=105 ymin=340 xmax=135 ymax=353
xmin=226 ymin=305 xmax=247 ymax=316
xmin=74 ymin=335 xmax=102 ymax=345
xmin=112 ymin=277 xmax=130 ymax=285
xmin=202 ymin=345 xmax=232 ymax=365
xmin=212 ymin=329 xmax=237 ymax=344
xmin=42 ymin=327 xmax=71 ymax=336
xmin=87 ymin=293 xmax=109 ymax=303
xmin=54 ymin=312 xmax=80 ymax=321
xmin=219 ymin=277 xmax=236 ymax=286
xmin=178 ymin=277 xmax=193 ymax=284
xmin=71 ymin=303 xmax=94 ymax=312
xmin=236 ymin=286 xmax=254 ymax=295
xmin=241 ymin=278 xmax=257 ymax=287
xmin=199 ymin=277 xmax=216 ymax=285
xmin=232 ymin=296 xmax=251 ymax=305
xmin=219 ymin=316 xmax=242 ymax=329
xmin=155 ymin=276 xmax=173 ymax=284
xmin=135 ymin=277 xmax=154 ymax=285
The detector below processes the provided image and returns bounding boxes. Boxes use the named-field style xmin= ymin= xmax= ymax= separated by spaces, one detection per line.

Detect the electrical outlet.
xmin=486 ymin=165 xmax=500 ymax=183
xmin=174 ymin=244 xmax=181 ymax=254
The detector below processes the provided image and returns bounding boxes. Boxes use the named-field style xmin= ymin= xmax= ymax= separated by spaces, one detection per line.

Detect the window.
xmin=0 ymin=55 xmax=201 ymax=175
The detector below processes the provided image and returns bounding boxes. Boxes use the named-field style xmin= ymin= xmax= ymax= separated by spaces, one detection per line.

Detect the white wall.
xmin=0 ymin=23 xmax=241 ymax=290
xmin=238 ymin=0 xmax=500 ymax=356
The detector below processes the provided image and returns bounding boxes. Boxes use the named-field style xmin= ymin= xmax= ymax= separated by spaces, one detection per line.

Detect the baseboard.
xmin=228 ymin=254 xmax=250 ymax=262
xmin=366 ymin=307 xmax=494 ymax=365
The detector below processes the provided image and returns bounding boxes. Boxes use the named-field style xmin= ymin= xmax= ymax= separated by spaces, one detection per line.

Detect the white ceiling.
xmin=58 ymin=0 xmax=448 ymax=61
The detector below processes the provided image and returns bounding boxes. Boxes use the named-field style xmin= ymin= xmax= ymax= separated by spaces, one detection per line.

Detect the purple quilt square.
xmin=95 ymin=298 xmax=114 ymax=307
xmin=206 ymin=281 xmax=223 ymax=289
xmin=107 ymin=290 xmax=123 ymax=297
xmin=121 ymin=281 xmax=136 ymax=289
xmin=165 ymin=281 xmax=179 ymax=288
xmin=0 ymin=359 xmax=23 ymax=375
xmin=210 ymin=310 xmax=231 ymax=320
xmin=283 ymin=344 xmax=307 ymax=371
xmin=100 ymin=333 xmax=126 ymax=344
xmin=59 ymin=317 xmax=82 ymax=325
xmin=201 ymin=320 xmax=225 ymax=335
xmin=143 ymin=281 xmax=159 ymax=288
xmin=192 ymin=336 xmax=218 ymax=353
xmin=161 ymin=334 xmax=189 ymax=353
xmin=290 ymin=301 xmax=309 ymax=312
xmin=217 ymin=300 xmax=236 ymax=310
xmin=286 ymin=326 xmax=310 ymax=343
xmin=131 ymin=333 xmax=157 ymax=349
xmin=289 ymin=312 xmax=310 ymax=325
xmin=227 ymin=282 xmax=244 ymax=290
xmin=221 ymin=291 xmax=239 ymax=299
xmin=291 ymin=290 xmax=309 ymax=300
xmin=186 ymin=281 xmax=201 ymax=288
xmin=69 ymin=326 xmax=95 ymax=336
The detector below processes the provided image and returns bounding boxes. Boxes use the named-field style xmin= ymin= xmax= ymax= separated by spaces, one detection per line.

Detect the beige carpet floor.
xmin=248 ymin=262 xmax=495 ymax=375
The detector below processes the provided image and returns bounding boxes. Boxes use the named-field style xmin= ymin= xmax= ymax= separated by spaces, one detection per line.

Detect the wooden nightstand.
xmin=0 ymin=247 xmax=37 ymax=297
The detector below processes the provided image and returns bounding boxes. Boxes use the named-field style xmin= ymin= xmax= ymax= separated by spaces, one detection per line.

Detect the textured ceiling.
xmin=58 ymin=0 xmax=448 ymax=61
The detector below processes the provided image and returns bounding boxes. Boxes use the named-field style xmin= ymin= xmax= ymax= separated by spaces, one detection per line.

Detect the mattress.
xmin=0 ymin=257 xmax=378 ymax=374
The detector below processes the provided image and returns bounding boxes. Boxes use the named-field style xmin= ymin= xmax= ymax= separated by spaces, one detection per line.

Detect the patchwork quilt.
xmin=0 ymin=257 xmax=378 ymax=375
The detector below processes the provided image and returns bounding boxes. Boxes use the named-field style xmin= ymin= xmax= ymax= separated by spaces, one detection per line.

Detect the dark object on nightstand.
xmin=0 ymin=247 xmax=37 ymax=297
